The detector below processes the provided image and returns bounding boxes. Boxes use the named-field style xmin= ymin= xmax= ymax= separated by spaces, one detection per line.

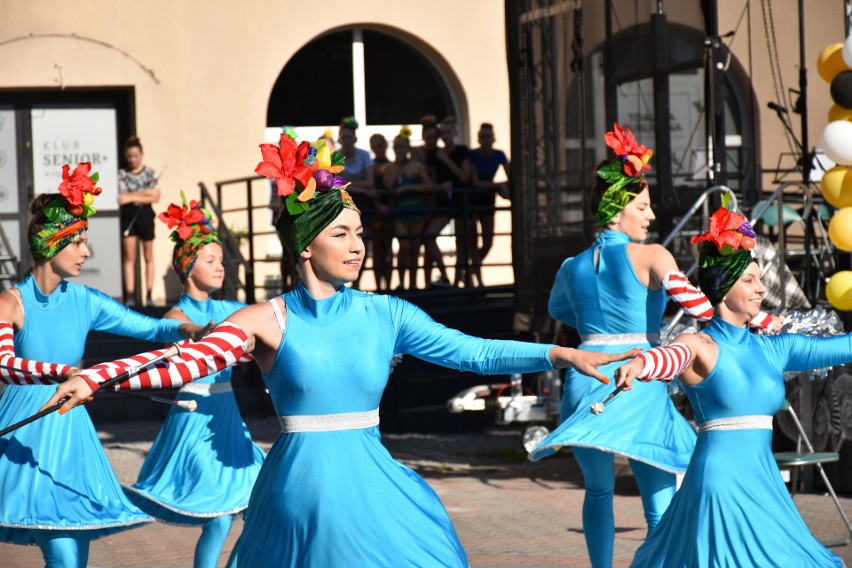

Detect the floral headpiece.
xmin=595 ymin=123 xmax=653 ymax=227
xmin=256 ymin=134 xmax=353 ymax=217
xmin=158 ymin=190 xmax=220 ymax=282
xmin=29 ymin=162 xmax=102 ymax=261
xmin=256 ymin=135 xmax=359 ymax=264
xmin=399 ymin=125 xmax=412 ymax=139
xmin=691 ymin=206 xmax=757 ymax=305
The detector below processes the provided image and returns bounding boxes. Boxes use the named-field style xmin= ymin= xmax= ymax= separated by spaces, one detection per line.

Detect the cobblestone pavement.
xmin=1 ymin=418 xmax=850 ymax=567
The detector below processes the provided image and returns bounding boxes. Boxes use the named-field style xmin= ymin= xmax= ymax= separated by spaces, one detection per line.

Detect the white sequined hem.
xmin=0 ymin=518 xmax=151 ymax=531
xmin=530 ymin=442 xmax=688 ymax=475
xmin=124 ymin=486 xmax=247 ymax=522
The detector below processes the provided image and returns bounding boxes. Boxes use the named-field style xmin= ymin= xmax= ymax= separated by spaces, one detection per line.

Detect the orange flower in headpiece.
xmin=690 ymin=207 xmax=756 ymax=255
xmin=58 ymin=162 xmax=102 ymax=207
xmin=604 ymin=123 xmax=653 ymax=177
xmin=255 ymin=134 xmax=316 ymax=198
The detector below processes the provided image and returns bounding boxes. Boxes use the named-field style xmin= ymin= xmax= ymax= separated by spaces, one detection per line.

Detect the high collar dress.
xmin=226 ymin=283 xmax=559 ymax=567
xmin=631 ymin=317 xmax=849 ymax=567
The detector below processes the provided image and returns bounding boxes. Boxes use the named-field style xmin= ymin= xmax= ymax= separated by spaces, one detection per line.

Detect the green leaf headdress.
xmin=29 ymin=163 xmax=102 ymax=261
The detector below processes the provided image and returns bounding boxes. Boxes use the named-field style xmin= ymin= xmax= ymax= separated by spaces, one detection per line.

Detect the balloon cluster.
xmin=816 ymin=40 xmax=852 ymax=310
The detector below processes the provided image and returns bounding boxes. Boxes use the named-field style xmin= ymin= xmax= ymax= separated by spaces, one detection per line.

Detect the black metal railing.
xmin=197 ymin=176 xmax=515 ymax=303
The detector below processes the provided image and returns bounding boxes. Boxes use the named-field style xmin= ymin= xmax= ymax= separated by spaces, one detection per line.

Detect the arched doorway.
xmin=266 ymin=27 xmax=468 ymax=151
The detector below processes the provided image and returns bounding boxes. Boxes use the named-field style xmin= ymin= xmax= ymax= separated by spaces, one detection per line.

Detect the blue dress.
xmin=0 ymin=274 xmax=184 ymax=545
xmin=125 ymin=294 xmax=265 ymax=525
xmin=528 ymin=231 xmax=696 ymax=472
xmin=632 ymin=317 xmax=849 ymax=567
xmin=228 ymin=283 xmax=557 ymax=567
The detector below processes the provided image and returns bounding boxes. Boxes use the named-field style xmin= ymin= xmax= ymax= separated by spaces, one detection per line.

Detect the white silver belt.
xmin=179 ymin=382 xmax=233 ymax=395
xmin=279 ymin=409 xmax=380 ymax=433
xmin=580 ymin=332 xmax=660 ymax=346
xmin=698 ymin=415 xmax=773 ymax=432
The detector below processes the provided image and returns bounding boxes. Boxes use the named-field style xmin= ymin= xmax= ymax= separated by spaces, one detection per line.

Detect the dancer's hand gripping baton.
xmin=0 ymin=343 xmax=182 ymax=437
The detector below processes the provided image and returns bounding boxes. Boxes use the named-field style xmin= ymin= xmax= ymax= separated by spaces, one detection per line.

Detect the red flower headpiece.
xmin=56 ymin=162 xmax=103 ymax=218
xmin=158 ymin=190 xmax=216 ymax=243
xmin=690 ymin=207 xmax=756 ymax=256
xmin=603 ymin=123 xmax=653 ymax=177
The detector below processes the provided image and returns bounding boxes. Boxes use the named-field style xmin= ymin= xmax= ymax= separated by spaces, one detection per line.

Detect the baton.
xmin=0 ymin=343 xmax=182 ymax=437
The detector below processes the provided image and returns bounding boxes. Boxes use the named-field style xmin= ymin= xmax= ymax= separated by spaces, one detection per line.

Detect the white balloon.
xmin=843 ymin=36 xmax=852 ymax=68
xmin=820 ymin=121 xmax=852 ymax=165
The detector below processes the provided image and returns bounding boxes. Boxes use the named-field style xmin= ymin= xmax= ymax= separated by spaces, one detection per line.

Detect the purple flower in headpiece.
xmin=313 ymin=170 xmax=334 ymax=191
xmin=738 ymin=220 xmax=756 ymax=239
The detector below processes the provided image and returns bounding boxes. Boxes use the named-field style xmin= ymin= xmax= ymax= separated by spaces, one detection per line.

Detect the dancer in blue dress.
xmin=0 ymin=163 xmax=203 ymax=568
xmin=50 ymin=136 xmax=636 ymax=567
xmin=124 ymin=195 xmax=265 ymax=568
xmin=615 ymin=206 xmax=846 ymax=567
xmin=528 ymin=124 xmax=775 ymax=567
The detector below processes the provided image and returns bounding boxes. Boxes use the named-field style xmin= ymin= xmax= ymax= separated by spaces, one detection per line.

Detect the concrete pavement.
xmin=0 ymin=419 xmax=850 ymax=567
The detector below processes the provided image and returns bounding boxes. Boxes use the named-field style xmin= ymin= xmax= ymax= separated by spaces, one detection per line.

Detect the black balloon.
xmin=830 ymin=71 xmax=852 ymax=109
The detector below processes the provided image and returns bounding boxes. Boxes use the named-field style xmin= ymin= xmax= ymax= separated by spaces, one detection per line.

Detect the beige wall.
xmin=0 ymin=0 xmax=844 ymax=300
xmin=718 ymin=0 xmax=844 ymax=186
xmin=0 ymin=0 xmax=511 ymax=301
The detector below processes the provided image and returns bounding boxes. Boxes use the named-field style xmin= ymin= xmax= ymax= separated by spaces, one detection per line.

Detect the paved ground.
xmin=1 ymin=418 xmax=851 ymax=567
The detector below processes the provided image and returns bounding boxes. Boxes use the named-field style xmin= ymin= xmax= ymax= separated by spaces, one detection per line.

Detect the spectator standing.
xmin=428 ymin=116 xmax=473 ymax=287
xmin=369 ymin=133 xmax=393 ymax=291
xmin=412 ymin=116 xmax=451 ymax=287
xmin=469 ymin=123 xmax=510 ymax=287
xmin=337 ymin=117 xmax=378 ymax=289
xmin=118 ymin=136 xmax=160 ymax=306
xmin=384 ymin=130 xmax=435 ymax=290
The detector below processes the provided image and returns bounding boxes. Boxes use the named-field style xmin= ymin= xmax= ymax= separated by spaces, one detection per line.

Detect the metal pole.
xmin=652 ymin=6 xmax=673 ymax=237
xmin=798 ymin=0 xmax=815 ymax=304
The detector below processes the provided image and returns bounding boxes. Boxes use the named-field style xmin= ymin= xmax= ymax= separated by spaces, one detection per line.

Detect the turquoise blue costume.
xmin=632 ymin=317 xmax=847 ymax=567
xmin=125 ymin=294 xmax=264 ymax=518
xmin=125 ymin=293 xmax=264 ymax=568
xmin=0 ymin=275 xmax=183 ymax=554
xmin=528 ymin=230 xmax=697 ymax=567
xmin=227 ymin=283 xmax=557 ymax=567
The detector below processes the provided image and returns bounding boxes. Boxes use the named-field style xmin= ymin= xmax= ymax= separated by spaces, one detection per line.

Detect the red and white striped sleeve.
xmin=636 ymin=342 xmax=692 ymax=383
xmin=661 ymin=271 xmax=714 ymax=321
xmin=747 ymin=311 xmax=774 ymax=330
xmin=77 ymin=322 xmax=250 ymax=392
xmin=0 ymin=321 xmax=73 ymax=385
